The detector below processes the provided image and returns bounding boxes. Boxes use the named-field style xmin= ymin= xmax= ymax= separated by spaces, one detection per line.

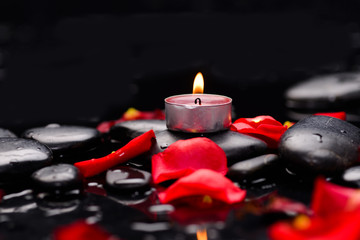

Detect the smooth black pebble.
xmin=0 ymin=138 xmax=52 ymax=182
xmin=105 ymin=166 xmax=151 ymax=193
xmin=22 ymin=124 xmax=102 ymax=159
xmin=110 ymin=120 xmax=167 ymax=143
xmin=331 ymin=166 xmax=360 ymax=188
xmin=31 ymin=164 xmax=83 ymax=194
xmin=285 ymin=72 xmax=360 ymax=110
xmin=227 ymin=154 xmax=280 ymax=181
xmin=0 ymin=128 xmax=17 ymax=138
xmin=279 ymin=115 xmax=360 ymax=175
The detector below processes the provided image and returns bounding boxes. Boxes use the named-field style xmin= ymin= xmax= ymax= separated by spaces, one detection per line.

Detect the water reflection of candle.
xmin=165 ymin=72 xmax=232 ymax=133
xmin=196 ymin=227 xmax=208 ymax=240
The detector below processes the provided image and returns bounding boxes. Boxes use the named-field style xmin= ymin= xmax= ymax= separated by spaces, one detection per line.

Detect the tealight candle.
xmin=165 ymin=73 xmax=232 ymax=133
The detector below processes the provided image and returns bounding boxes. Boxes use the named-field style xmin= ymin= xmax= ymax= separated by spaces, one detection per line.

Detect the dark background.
xmin=1 ymin=0 xmax=360 ymax=133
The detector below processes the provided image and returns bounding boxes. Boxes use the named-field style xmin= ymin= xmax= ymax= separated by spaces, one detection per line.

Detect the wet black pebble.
xmin=0 ymin=128 xmax=17 ymax=138
xmin=109 ymin=120 xmax=167 ymax=143
xmin=105 ymin=166 xmax=151 ymax=193
xmin=279 ymin=115 xmax=360 ymax=175
xmin=227 ymin=154 xmax=280 ymax=181
xmin=331 ymin=166 xmax=360 ymax=189
xmin=31 ymin=164 xmax=83 ymax=194
xmin=153 ymin=130 xmax=268 ymax=165
xmin=0 ymin=138 xmax=52 ymax=182
xmin=285 ymin=72 xmax=360 ymax=110
xmin=22 ymin=124 xmax=102 ymax=159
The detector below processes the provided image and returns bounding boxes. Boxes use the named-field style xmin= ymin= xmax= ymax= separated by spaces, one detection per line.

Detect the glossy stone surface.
xmin=0 ymin=128 xmax=17 ymax=138
xmin=279 ymin=115 xmax=360 ymax=174
xmin=31 ymin=164 xmax=83 ymax=193
xmin=285 ymin=72 xmax=360 ymax=110
xmin=0 ymin=138 xmax=52 ymax=181
xmin=22 ymin=124 xmax=102 ymax=156
xmin=152 ymin=130 xmax=268 ymax=165
xmin=110 ymin=120 xmax=167 ymax=143
xmin=332 ymin=166 xmax=360 ymax=188
xmin=105 ymin=166 xmax=151 ymax=193
xmin=227 ymin=154 xmax=280 ymax=181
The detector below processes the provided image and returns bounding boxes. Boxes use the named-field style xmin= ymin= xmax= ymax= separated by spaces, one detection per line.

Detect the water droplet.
xmin=160 ymin=144 xmax=169 ymax=149
xmin=313 ymin=133 xmax=323 ymax=143
xmin=341 ymin=130 xmax=347 ymax=134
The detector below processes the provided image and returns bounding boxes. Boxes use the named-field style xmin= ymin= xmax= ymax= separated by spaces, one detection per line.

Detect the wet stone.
xmin=22 ymin=124 xmax=102 ymax=159
xmin=285 ymin=72 xmax=360 ymax=110
xmin=31 ymin=164 xmax=83 ymax=194
xmin=152 ymin=130 xmax=268 ymax=165
xmin=110 ymin=120 xmax=167 ymax=143
xmin=332 ymin=166 xmax=360 ymax=189
xmin=227 ymin=154 xmax=280 ymax=181
xmin=279 ymin=115 xmax=360 ymax=175
xmin=0 ymin=138 xmax=52 ymax=182
xmin=0 ymin=128 xmax=17 ymax=138
xmin=105 ymin=166 xmax=151 ymax=193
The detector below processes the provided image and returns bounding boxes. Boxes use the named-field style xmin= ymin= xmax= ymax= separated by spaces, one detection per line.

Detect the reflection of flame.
xmin=196 ymin=228 xmax=208 ymax=240
xmin=193 ymin=72 xmax=204 ymax=94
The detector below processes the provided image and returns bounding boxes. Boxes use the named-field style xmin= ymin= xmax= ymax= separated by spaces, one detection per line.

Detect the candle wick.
xmin=195 ymin=98 xmax=202 ymax=105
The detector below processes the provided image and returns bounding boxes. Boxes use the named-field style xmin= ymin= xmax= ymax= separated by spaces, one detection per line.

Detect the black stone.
xmin=0 ymin=138 xmax=53 ymax=182
xmin=332 ymin=166 xmax=360 ymax=189
xmin=227 ymin=154 xmax=280 ymax=181
xmin=22 ymin=124 xmax=102 ymax=158
xmin=109 ymin=120 xmax=167 ymax=143
xmin=152 ymin=130 xmax=268 ymax=166
xmin=31 ymin=164 xmax=83 ymax=194
xmin=105 ymin=166 xmax=151 ymax=193
xmin=279 ymin=115 xmax=360 ymax=175
xmin=285 ymin=72 xmax=360 ymax=110
xmin=0 ymin=128 xmax=17 ymax=138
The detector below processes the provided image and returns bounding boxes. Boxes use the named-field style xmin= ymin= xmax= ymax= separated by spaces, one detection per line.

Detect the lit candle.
xmin=165 ymin=72 xmax=232 ymax=133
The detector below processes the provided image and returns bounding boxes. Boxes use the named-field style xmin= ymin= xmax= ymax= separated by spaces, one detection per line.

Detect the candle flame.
xmin=193 ymin=72 xmax=204 ymax=94
xmin=196 ymin=228 xmax=208 ymax=240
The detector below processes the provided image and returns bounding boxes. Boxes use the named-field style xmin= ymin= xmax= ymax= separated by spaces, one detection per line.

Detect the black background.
xmin=1 ymin=0 xmax=360 ymax=134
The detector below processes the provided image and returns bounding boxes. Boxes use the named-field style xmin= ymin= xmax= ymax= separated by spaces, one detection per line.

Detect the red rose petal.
xmin=311 ymin=177 xmax=360 ymax=217
xmin=75 ymin=130 xmax=155 ymax=178
xmin=230 ymin=116 xmax=288 ymax=149
xmin=158 ymin=169 xmax=246 ymax=205
xmin=314 ymin=112 xmax=346 ymax=121
xmin=54 ymin=220 xmax=118 ymax=240
xmin=152 ymin=137 xmax=227 ymax=184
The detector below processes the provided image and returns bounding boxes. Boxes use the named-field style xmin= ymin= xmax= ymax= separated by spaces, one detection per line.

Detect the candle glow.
xmin=193 ymin=72 xmax=204 ymax=94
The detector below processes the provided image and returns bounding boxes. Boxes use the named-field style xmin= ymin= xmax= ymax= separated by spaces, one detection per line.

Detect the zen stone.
xmin=153 ymin=130 xmax=268 ymax=165
xmin=110 ymin=120 xmax=167 ymax=143
xmin=105 ymin=166 xmax=151 ymax=193
xmin=22 ymin=124 xmax=102 ymax=157
xmin=332 ymin=166 xmax=360 ymax=188
xmin=285 ymin=72 xmax=360 ymax=110
xmin=0 ymin=128 xmax=17 ymax=138
xmin=227 ymin=154 xmax=280 ymax=181
xmin=279 ymin=115 xmax=360 ymax=174
xmin=31 ymin=164 xmax=83 ymax=193
xmin=0 ymin=138 xmax=52 ymax=181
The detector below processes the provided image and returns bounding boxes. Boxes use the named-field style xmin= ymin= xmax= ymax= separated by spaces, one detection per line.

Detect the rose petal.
xmin=75 ymin=130 xmax=155 ymax=178
xmin=311 ymin=177 xmax=360 ymax=217
xmin=314 ymin=112 xmax=346 ymax=121
xmin=53 ymin=220 xmax=117 ymax=240
xmin=231 ymin=116 xmax=288 ymax=149
xmin=152 ymin=137 xmax=227 ymax=184
xmin=158 ymin=169 xmax=246 ymax=204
